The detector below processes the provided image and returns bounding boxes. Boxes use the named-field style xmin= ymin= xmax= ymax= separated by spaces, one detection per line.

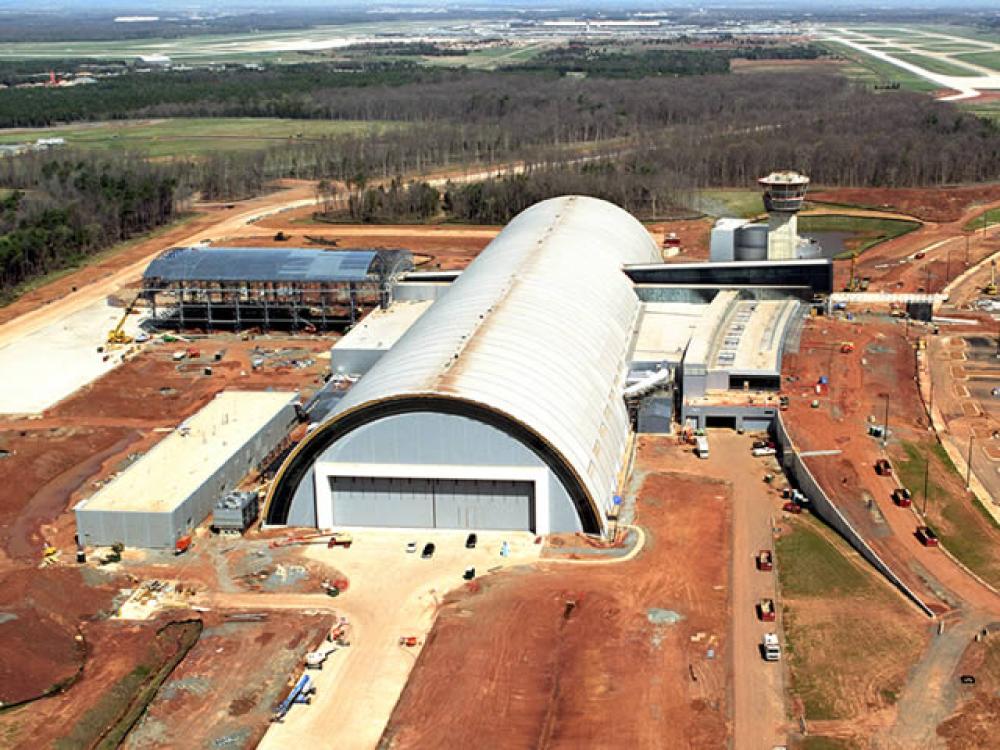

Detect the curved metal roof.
xmin=268 ymin=195 xmax=660 ymax=531
xmin=143 ymin=247 xmax=412 ymax=284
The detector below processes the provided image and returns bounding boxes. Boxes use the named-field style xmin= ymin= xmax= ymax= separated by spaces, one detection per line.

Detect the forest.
xmin=1 ymin=65 xmax=999 ymax=296
xmin=0 ymin=156 xmax=183 ymax=298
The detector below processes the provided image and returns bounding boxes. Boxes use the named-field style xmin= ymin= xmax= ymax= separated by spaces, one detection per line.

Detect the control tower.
xmin=758 ymin=171 xmax=809 ymax=260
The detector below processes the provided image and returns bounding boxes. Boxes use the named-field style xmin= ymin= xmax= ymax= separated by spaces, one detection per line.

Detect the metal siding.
xmin=330 ymin=475 xmax=533 ymax=531
xmin=292 ymin=197 xmax=659 ymax=532
xmin=294 ymin=411 xmax=580 ymax=533
xmin=144 ymin=247 xmax=389 ymax=283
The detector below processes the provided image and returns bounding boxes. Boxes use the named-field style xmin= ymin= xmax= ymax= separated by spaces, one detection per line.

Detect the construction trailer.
xmin=141 ymin=246 xmax=413 ymax=332
xmin=75 ymin=391 xmax=298 ymax=549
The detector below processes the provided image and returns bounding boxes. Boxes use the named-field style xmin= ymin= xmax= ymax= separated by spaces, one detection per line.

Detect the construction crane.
xmin=846 ymin=251 xmax=860 ymax=292
xmin=107 ymin=295 xmax=140 ymax=346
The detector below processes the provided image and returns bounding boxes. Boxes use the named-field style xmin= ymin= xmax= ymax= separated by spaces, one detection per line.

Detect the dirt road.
xmin=711 ymin=431 xmax=789 ymax=749
xmin=251 ymin=530 xmax=542 ymax=750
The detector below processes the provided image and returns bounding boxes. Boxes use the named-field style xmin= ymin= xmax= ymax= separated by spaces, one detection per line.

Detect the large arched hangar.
xmin=264 ymin=196 xmax=661 ymax=537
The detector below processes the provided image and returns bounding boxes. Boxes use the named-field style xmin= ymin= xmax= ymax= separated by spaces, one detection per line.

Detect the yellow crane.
xmin=107 ymin=295 xmax=140 ymax=346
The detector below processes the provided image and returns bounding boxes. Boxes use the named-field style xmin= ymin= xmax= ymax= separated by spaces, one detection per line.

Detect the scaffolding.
xmin=141 ymin=246 xmax=413 ymax=332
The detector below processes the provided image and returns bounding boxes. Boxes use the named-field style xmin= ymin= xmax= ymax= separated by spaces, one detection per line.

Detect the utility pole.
xmin=923 ymin=457 xmax=930 ymax=516
xmin=945 ymin=249 xmax=951 ymax=285
xmin=925 ymin=265 xmax=933 ymax=293
xmin=966 ymin=434 xmax=974 ymax=489
xmin=882 ymin=393 xmax=890 ymax=449
xmin=965 ymin=233 xmax=970 ymax=266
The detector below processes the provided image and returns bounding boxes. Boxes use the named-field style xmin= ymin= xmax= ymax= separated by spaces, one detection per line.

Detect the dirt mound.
xmin=0 ymin=567 xmax=119 ymax=705
xmin=809 ymin=185 xmax=1000 ymax=223
xmin=381 ymin=472 xmax=730 ymax=748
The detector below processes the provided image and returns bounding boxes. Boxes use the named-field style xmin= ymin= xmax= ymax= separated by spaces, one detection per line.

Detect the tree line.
xmin=0 ymin=154 xmax=184 ymax=297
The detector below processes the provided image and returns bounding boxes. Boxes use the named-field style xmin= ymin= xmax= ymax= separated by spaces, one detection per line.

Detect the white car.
xmin=406 ymin=541 xmax=417 ymax=554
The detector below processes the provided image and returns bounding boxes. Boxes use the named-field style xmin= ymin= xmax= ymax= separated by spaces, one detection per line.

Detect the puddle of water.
xmin=647 ymin=608 xmax=684 ymax=625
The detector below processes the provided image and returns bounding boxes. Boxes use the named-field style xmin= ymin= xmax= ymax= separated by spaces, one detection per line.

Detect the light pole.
xmin=945 ymin=249 xmax=951 ymax=285
xmin=966 ymin=434 xmax=974 ymax=489
xmin=965 ymin=233 xmax=970 ymax=266
xmin=882 ymin=393 xmax=890 ymax=449
xmin=923 ymin=456 xmax=931 ymax=516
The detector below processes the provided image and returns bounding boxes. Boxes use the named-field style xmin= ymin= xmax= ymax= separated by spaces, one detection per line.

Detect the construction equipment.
xmin=757 ymin=598 xmax=776 ymax=622
xmin=398 ymin=636 xmax=419 ymax=647
xmin=107 ymin=295 xmax=141 ymax=346
xmin=326 ymin=532 xmax=353 ymax=549
xmin=305 ymin=648 xmax=336 ymax=669
xmin=271 ymin=674 xmax=315 ymax=722
xmin=174 ymin=535 xmax=192 ymax=555
xmin=846 ymin=252 xmax=860 ymax=292
xmin=270 ymin=531 xmax=351 ymax=549
xmin=756 ymin=549 xmax=773 ymax=572
xmin=985 ymin=260 xmax=998 ymax=296
xmin=840 ymin=341 xmax=855 ymax=354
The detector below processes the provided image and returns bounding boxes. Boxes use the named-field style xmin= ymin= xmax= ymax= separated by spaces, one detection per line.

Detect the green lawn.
xmin=776 ymin=516 xmax=926 ymax=722
xmin=798 ymin=215 xmax=921 ymax=257
xmin=688 ymin=188 xmax=763 ymax=218
xmin=777 ymin=517 xmax=875 ymax=598
xmin=893 ymin=53 xmax=979 ymax=77
xmin=0 ymin=117 xmax=391 ymax=158
xmin=821 ymin=41 xmax=939 ymax=93
xmin=895 ymin=440 xmax=1000 ymax=587
xmin=954 ymin=51 xmax=1000 ymax=73
xmin=419 ymin=42 xmax=552 ymax=70
xmin=964 ymin=207 xmax=1000 ymax=231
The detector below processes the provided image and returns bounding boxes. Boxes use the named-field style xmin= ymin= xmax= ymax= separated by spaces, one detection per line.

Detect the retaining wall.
xmin=773 ymin=414 xmax=935 ymax=618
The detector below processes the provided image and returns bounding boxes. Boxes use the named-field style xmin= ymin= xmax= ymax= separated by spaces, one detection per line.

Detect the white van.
xmin=695 ymin=435 xmax=710 ymax=459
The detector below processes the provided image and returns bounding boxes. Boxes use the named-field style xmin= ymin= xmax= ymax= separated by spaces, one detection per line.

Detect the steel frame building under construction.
xmin=141 ymin=246 xmax=413 ymax=332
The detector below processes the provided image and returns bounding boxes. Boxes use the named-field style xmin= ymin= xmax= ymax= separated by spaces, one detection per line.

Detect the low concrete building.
xmin=331 ymin=300 xmax=434 ymax=378
xmin=75 ymin=391 xmax=298 ymax=549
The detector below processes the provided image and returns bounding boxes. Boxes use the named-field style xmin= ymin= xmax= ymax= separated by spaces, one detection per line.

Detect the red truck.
xmin=757 ymin=549 xmax=774 ymax=571
xmin=757 ymin=598 xmax=776 ymax=622
xmin=875 ymin=458 xmax=893 ymax=476
xmin=893 ymin=488 xmax=913 ymax=508
xmin=916 ymin=526 xmax=939 ymax=547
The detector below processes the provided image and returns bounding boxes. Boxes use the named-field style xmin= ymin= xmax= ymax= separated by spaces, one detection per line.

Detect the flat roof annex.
xmin=76 ymin=391 xmax=297 ymax=515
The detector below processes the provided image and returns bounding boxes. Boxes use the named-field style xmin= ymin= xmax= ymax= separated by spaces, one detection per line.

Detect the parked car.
xmin=758 ymin=598 xmax=776 ymax=622
xmin=781 ymin=502 xmax=803 ymax=514
xmin=916 ymin=526 xmax=939 ymax=547
xmin=875 ymin=458 xmax=893 ymax=476
xmin=465 ymin=532 xmax=478 ymax=549
xmin=421 ymin=542 xmax=436 ymax=558
xmin=892 ymin=488 xmax=913 ymax=508
xmin=406 ymin=541 xmax=417 ymax=554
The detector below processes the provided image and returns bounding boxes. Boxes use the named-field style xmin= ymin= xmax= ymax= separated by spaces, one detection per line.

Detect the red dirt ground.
xmin=0 ymin=567 xmax=120 ymax=706
xmin=381 ymin=465 xmax=731 ymax=749
xmin=810 ymin=184 xmax=1000 ymax=224
xmin=123 ymin=612 xmax=333 ymax=750
xmin=782 ymin=316 xmax=1000 ymax=614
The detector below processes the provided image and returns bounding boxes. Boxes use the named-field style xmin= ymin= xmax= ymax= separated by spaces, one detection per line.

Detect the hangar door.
xmin=328 ymin=476 xmax=535 ymax=531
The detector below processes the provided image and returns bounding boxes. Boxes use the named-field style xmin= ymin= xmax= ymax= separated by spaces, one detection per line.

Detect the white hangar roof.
xmin=273 ymin=195 xmax=660 ymax=531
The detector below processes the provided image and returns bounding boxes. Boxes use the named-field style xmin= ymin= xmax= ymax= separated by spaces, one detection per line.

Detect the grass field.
xmin=798 ymin=215 xmax=921 ymax=257
xmin=0 ymin=20 xmax=479 ymax=63
xmin=419 ymin=42 xmax=552 ymax=70
xmin=0 ymin=118 xmax=389 ymax=157
xmin=964 ymin=207 xmax=1000 ymax=231
xmin=893 ymin=53 xmax=980 ymax=77
xmin=895 ymin=440 xmax=1000 ymax=588
xmin=954 ymin=51 xmax=1000 ymax=73
xmin=688 ymin=188 xmax=763 ymax=218
xmin=821 ymin=41 xmax=939 ymax=93
xmin=776 ymin=515 xmax=926 ymax=724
